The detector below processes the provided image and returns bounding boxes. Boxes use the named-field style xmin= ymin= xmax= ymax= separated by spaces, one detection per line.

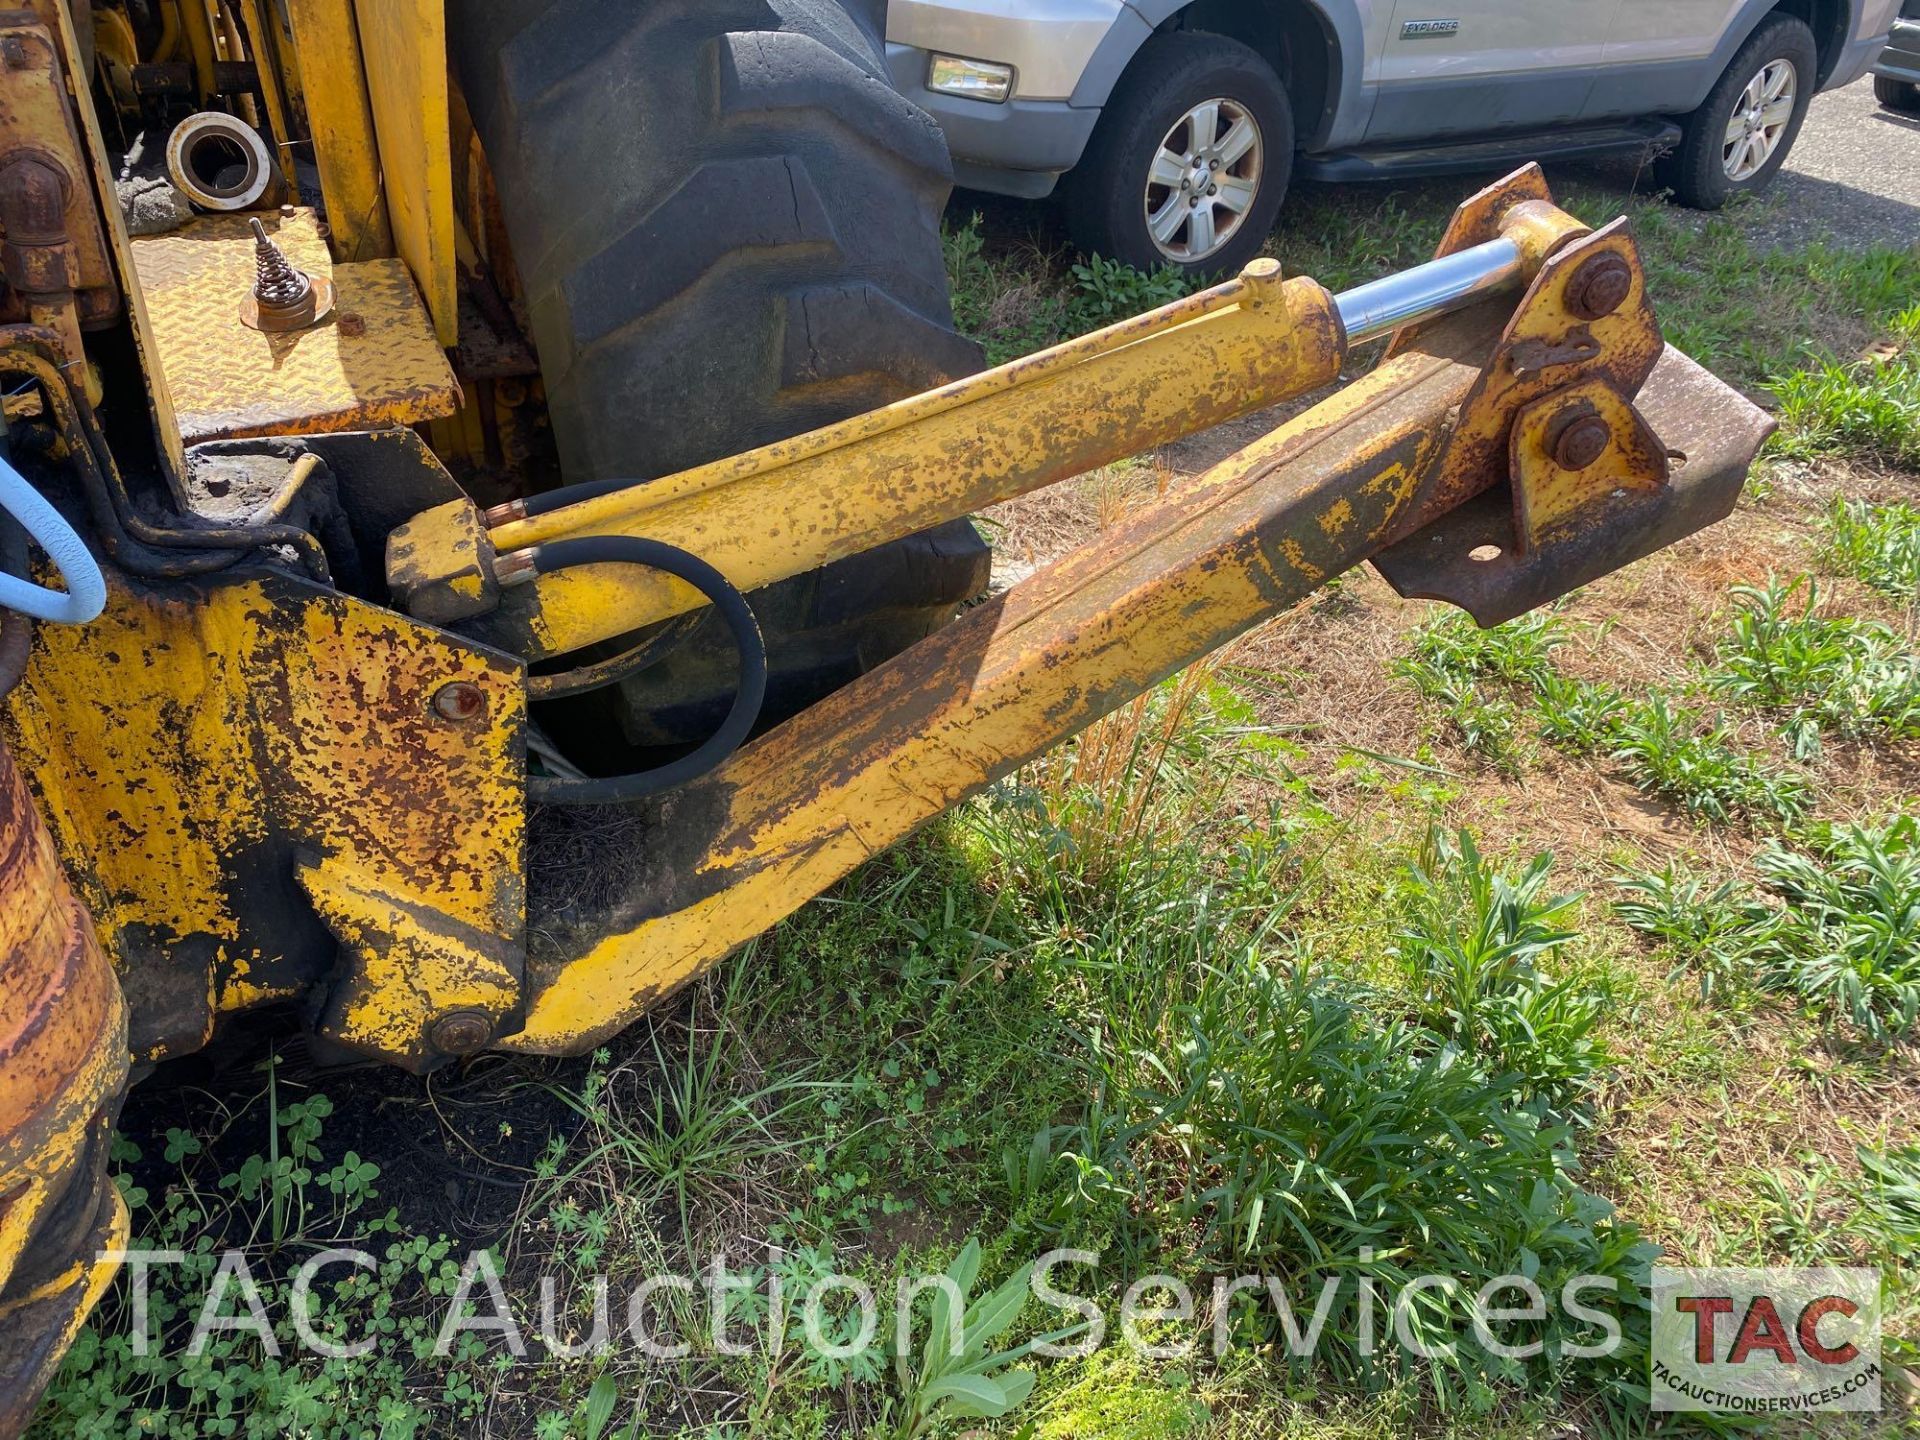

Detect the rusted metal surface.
xmin=238 ymin=217 xmax=336 ymax=332
xmin=128 ymin=209 xmax=459 ymax=447
xmin=395 ymin=261 xmax=1348 ymax=658
xmin=6 ymin=566 xmax=528 ymax=1070
xmin=0 ymin=732 xmax=129 ymax=1435
xmin=1373 ymin=345 xmax=1772 ymax=625
xmin=412 ymin=192 xmax=1598 ymax=666
xmin=1563 ymin=252 xmax=1635 ymax=322
xmin=0 ymin=10 xmax=120 ymax=406
xmin=388 ymin=496 xmax=499 ymax=623
xmin=1385 ymin=219 xmax=1665 ymax=544
xmin=1384 ymin=164 xmax=1573 ymax=359
xmin=0 ymin=12 xmax=118 ymax=326
xmin=1509 ymin=375 xmax=1671 ymax=550
xmin=505 ymin=333 xmax=1491 ymax=1053
xmin=495 ymin=176 xmax=1770 ymax=1054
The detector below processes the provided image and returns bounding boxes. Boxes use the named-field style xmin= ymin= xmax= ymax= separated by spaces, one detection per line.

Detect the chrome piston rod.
xmin=1333 ymin=236 xmax=1527 ymax=345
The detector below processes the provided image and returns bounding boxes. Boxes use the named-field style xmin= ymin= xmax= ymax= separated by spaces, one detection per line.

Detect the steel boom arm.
xmin=386 ymin=190 xmax=1581 ymax=661
xmin=497 ymin=170 xmax=1774 ymax=1051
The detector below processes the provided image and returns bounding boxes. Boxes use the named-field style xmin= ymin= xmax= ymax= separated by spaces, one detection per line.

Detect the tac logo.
xmin=1651 ymin=1267 xmax=1882 ymax=1413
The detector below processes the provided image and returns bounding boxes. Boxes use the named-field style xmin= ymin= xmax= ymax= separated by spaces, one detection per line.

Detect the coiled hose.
xmin=523 ymin=536 xmax=765 ymax=805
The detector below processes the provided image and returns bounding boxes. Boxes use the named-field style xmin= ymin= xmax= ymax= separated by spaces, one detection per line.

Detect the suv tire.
xmin=451 ymin=0 xmax=990 ymax=746
xmin=1064 ymin=31 xmax=1293 ymax=278
xmin=1877 ymin=74 xmax=1920 ymax=113
xmin=1660 ymin=15 xmax=1817 ymax=209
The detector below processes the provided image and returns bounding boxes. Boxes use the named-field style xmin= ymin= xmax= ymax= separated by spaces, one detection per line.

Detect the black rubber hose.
xmin=0 ymin=331 xmax=331 ymax=582
xmin=518 ymin=475 xmax=643 ymax=520
xmin=0 ymin=509 xmax=30 ymax=697
xmin=523 ymin=537 xmax=765 ymax=805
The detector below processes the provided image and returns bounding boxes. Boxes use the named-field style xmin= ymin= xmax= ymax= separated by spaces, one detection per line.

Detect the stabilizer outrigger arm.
xmin=386 ymin=166 xmax=1771 ymax=1054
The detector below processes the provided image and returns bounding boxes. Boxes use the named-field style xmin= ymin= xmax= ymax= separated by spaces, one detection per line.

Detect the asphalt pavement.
xmin=1747 ymin=73 xmax=1920 ymax=249
xmin=1307 ymin=73 xmax=1920 ymax=254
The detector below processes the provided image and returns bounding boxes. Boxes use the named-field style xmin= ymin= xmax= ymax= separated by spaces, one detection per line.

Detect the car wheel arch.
xmin=1690 ymin=0 xmax=1850 ymax=110
xmin=1070 ymin=0 xmax=1361 ymax=153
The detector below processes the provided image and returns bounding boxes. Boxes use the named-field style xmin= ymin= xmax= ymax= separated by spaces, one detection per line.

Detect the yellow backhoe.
xmin=0 ymin=0 xmax=1772 ymax=1428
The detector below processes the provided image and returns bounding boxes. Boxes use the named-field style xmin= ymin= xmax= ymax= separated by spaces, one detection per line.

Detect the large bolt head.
xmin=430 ymin=1010 xmax=493 ymax=1056
xmin=1554 ymin=415 xmax=1612 ymax=471
xmin=1566 ymin=253 xmax=1633 ymax=321
xmin=432 ymin=681 xmax=485 ymax=722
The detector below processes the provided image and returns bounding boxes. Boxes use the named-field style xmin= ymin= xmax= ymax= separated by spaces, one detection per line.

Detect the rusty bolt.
xmin=429 ymin=1010 xmax=492 ymax=1056
xmin=1553 ymin=415 xmax=1612 ymax=471
xmin=1565 ymin=252 xmax=1632 ymax=321
xmin=432 ymin=680 xmax=485 ymax=722
xmin=336 ymin=311 xmax=366 ymax=337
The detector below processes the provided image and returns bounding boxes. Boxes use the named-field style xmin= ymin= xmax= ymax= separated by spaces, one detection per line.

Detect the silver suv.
xmin=886 ymin=0 xmax=1899 ymax=275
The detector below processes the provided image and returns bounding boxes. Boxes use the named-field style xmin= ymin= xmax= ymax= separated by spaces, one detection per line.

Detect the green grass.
xmin=1755 ymin=816 xmax=1920 ymax=1041
xmin=1611 ymin=863 xmax=1782 ymax=1006
xmin=1825 ymin=496 xmax=1920 ymax=604
xmin=1607 ymin=205 xmax=1918 ymax=396
xmin=1393 ymin=830 xmax=1611 ymax=1118
xmin=1395 ymin=611 xmax=1570 ymax=771
xmin=537 ymin=967 xmax=836 ymax=1248
xmin=1396 ymin=609 xmax=1816 ymax=826
xmin=1401 ymin=609 xmax=1568 ymax=690
xmin=996 ymin=832 xmax=1656 ymax=1422
xmin=1614 ymin=816 xmax=1920 ymax=1041
xmin=1771 ymin=305 xmax=1920 ymax=467
xmin=1608 ymin=694 xmax=1811 ymax=824
xmin=1531 ymin=675 xmax=1630 ymax=755
xmin=948 ymin=183 xmax=1920 ymax=474
xmin=1706 ymin=576 xmax=1920 ymax=755
xmin=34 ymin=1069 xmax=485 ymax=1440
xmin=944 ymin=214 xmax=1206 ymax=365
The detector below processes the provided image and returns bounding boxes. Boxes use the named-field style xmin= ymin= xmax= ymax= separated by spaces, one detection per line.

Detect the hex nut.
xmin=429 ymin=1010 xmax=493 ymax=1056
xmin=1554 ymin=415 xmax=1612 ymax=471
xmin=1565 ymin=253 xmax=1632 ymax=321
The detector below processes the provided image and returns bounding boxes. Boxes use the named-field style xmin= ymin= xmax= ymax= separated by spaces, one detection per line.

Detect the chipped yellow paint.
xmin=1509 ymin=376 xmax=1670 ymax=549
xmin=0 ymin=734 xmax=129 ymax=1430
xmin=281 ymin=0 xmax=393 ymax=262
xmin=1279 ymin=537 xmax=1324 ymax=583
xmin=354 ymin=0 xmax=456 ymax=344
xmin=235 ymin=0 xmax=302 ymax=191
xmin=129 ymin=210 xmax=459 ymax=447
xmin=6 ymin=569 xmax=526 ymax=1069
xmin=504 ymin=334 xmax=1492 ymax=1053
xmin=401 ymin=263 xmax=1346 ymax=659
xmin=1317 ymin=498 xmax=1354 ymax=537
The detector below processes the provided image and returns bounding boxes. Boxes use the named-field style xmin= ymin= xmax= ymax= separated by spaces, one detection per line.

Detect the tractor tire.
xmin=451 ymin=0 xmax=989 ymax=746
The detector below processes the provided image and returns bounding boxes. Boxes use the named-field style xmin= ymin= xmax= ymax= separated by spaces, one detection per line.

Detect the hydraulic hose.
xmin=0 ymin=451 xmax=105 ymax=625
xmin=521 ymin=536 xmax=765 ymax=805
xmin=506 ymin=474 xmax=637 ymax=524
xmin=0 ymin=512 xmax=31 ymax=696
xmin=0 ymin=328 xmax=331 ymax=582
xmin=526 ymin=611 xmax=701 ymax=702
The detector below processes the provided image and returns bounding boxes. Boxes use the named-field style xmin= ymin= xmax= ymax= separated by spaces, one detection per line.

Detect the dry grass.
xmin=1021 ymin=655 xmax=1222 ymax=870
xmin=984 ymin=417 xmax=1920 ymax=1283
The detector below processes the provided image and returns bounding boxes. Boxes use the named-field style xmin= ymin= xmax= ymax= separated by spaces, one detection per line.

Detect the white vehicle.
xmin=886 ymin=0 xmax=1900 ymax=274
